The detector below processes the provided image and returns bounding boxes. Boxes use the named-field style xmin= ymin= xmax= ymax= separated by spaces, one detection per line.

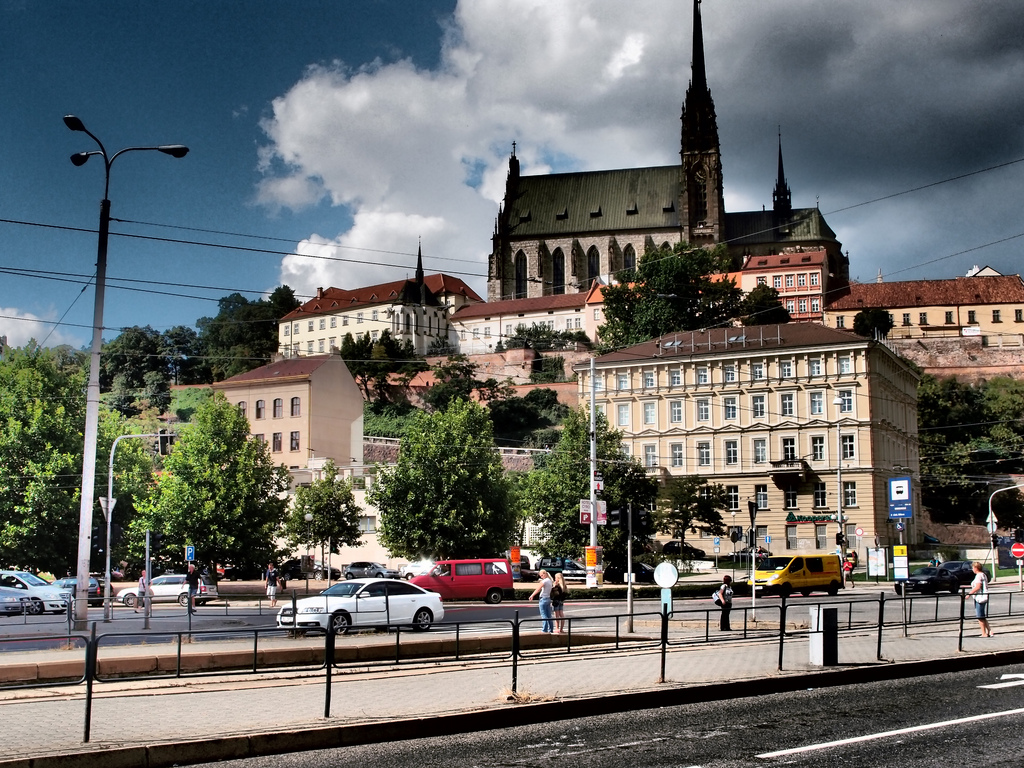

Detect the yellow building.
xmin=577 ymin=323 xmax=920 ymax=554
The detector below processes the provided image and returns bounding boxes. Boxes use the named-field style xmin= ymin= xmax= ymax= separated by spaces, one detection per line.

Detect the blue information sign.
xmin=888 ymin=476 xmax=913 ymax=519
xmin=185 ymin=545 xmax=195 ymax=562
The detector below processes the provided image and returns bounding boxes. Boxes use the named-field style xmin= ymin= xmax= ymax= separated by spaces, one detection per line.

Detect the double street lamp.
xmin=64 ymin=115 xmax=188 ymax=626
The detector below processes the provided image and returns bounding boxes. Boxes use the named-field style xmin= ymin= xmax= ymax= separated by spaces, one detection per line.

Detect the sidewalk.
xmin=1 ymin=596 xmax=1022 ymax=768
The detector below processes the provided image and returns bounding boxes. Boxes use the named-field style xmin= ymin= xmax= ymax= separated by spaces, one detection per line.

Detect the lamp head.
xmin=158 ymin=145 xmax=189 ymax=159
xmin=304 ymin=513 xmax=313 ymax=523
xmin=63 ymin=114 xmax=86 ymax=132
xmin=69 ymin=152 xmax=91 ymax=167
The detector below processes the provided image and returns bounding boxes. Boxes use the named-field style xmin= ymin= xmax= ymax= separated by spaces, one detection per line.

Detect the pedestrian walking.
xmin=843 ymin=558 xmax=855 ymax=588
xmin=265 ymin=563 xmax=279 ymax=608
xmin=967 ymin=561 xmax=993 ymax=637
xmin=135 ymin=572 xmax=148 ymax=613
xmin=528 ymin=569 xmax=554 ymax=633
xmin=551 ymin=572 xmax=568 ymax=633
xmin=185 ymin=563 xmax=200 ymax=615
xmin=715 ymin=575 xmax=734 ymax=631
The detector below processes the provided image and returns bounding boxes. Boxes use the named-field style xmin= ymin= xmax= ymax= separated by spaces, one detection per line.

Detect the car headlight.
xmin=299 ymin=606 xmax=326 ymax=614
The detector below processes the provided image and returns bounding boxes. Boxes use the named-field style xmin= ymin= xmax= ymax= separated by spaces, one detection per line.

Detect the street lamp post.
xmin=833 ymin=396 xmax=846 ymax=568
xmin=304 ymin=513 xmax=313 ymax=592
xmin=64 ymin=115 xmax=187 ymax=627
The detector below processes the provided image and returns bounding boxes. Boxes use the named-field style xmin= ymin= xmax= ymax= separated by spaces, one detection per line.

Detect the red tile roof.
xmin=741 ymin=250 xmax=827 ymax=270
xmin=450 ymin=292 xmax=587 ymax=320
xmin=213 ymin=355 xmax=337 ymax=386
xmin=827 ymin=275 xmax=1024 ymax=311
xmin=282 ymin=273 xmax=482 ymax=320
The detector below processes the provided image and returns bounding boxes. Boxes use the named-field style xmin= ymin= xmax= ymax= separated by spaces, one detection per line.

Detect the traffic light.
xmin=609 ymin=509 xmax=621 ymax=527
xmin=747 ymin=528 xmax=756 ymax=547
xmin=91 ymin=524 xmax=104 ymax=555
xmin=730 ymin=529 xmax=741 ymax=544
xmin=992 ymin=533 xmax=999 ymax=547
xmin=835 ymin=532 xmax=845 ymax=547
xmin=1015 ymin=528 xmax=1024 ymax=544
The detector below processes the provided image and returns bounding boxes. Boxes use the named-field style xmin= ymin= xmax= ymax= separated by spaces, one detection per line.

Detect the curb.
xmin=5 ymin=647 xmax=1023 ymax=768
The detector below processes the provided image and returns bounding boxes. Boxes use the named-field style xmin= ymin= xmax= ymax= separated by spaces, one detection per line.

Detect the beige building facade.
xmin=578 ymin=324 xmax=920 ymax=554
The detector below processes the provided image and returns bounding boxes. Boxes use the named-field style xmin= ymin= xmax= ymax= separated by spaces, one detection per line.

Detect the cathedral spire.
xmin=772 ymin=129 xmax=792 ymax=215
xmin=691 ymin=0 xmax=708 ymax=93
xmin=415 ymin=239 xmax=424 ymax=285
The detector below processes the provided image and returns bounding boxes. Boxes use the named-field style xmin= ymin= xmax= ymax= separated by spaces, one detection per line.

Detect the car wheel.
xmin=800 ymin=589 xmax=811 ymax=597
xmin=778 ymin=583 xmax=792 ymax=598
xmin=178 ymin=593 xmax=189 ymax=607
xmin=124 ymin=594 xmax=137 ymax=608
xmin=330 ymin=611 xmax=351 ymax=634
xmin=827 ymin=581 xmax=840 ymax=596
xmin=26 ymin=598 xmax=43 ymax=616
xmin=404 ymin=573 xmax=413 ymax=580
xmin=485 ymin=588 xmax=503 ymax=604
xmin=313 ymin=568 xmax=324 ymax=580
xmin=374 ymin=572 xmax=384 ymax=578
xmin=345 ymin=573 xmax=355 ymax=580
xmin=412 ymin=608 xmax=433 ymax=631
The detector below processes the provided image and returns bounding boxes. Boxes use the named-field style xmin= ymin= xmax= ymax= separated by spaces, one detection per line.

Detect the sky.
xmin=2 ymin=0 xmax=1023 ymax=349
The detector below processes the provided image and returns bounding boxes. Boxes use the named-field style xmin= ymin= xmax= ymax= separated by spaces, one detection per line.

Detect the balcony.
xmin=768 ymin=458 xmax=810 ymax=482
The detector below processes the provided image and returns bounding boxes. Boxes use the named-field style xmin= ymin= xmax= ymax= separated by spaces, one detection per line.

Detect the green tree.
xmin=740 ymin=284 xmax=791 ymax=325
xmin=656 ymin=475 xmax=728 ymax=544
xmin=283 ymin=460 xmax=363 ymax=560
xmin=852 ymin=308 xmax=895 ymax=339
xmin=422 ymin=355 xmax=480 ymax=412
xmin=161 ymin=325 xmax=210 ymax=385
xmin=598 ymin=242 xmax=743 ymax=349
xmin=132 ymin=393 xmax=290 ymax=573
xmin=368 ymin=399 xmax=513 ymax=559
xmin=517 ymin=408 xmax=658 ymax=565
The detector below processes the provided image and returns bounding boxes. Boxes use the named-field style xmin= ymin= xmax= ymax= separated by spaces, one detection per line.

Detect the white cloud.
xmin=0 ymin=307 xmax=81 ymax=349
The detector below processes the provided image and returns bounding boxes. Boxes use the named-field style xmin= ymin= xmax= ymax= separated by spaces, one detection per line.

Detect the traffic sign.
xmin=855 ymin=526 xmax=864 ymax=537
xmin=765 ymin=535 xmax=772 ymax=544
xmin=713 ymin=537 xmax=721 ymax=546
xmin=1011 ymin=542 xmax=1024 ymax=558
xmin=185 ymin=544 xmax=195 ymax=562
xmin=888 ymin=476 xmax=913 ymax=519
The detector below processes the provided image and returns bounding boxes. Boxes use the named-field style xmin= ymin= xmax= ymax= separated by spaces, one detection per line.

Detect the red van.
xmin=411 ymin=558 xmax=514 ymax=604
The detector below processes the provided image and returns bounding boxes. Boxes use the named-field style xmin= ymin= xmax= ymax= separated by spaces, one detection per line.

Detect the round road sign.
xmin=855 ymin=527 xmax=864 ymax=537
xmin=1010 ymin=542 xmax=1024 ymax=558
xmin=653 ymin=562 xmax=679 ymax=588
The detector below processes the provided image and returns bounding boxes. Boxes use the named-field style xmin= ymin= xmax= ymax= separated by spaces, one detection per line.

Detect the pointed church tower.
xmin=679 ymin=0 xmax=725 ymax=246
xmin=772 ymin=131 xmax=792 ymax=215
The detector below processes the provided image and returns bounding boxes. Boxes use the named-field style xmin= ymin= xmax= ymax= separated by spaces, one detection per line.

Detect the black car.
xmin=50 ymin=577 xmax=105 ymax=606
xmin=937 ymin=560 xmax=988 ymax=586
xmin=894 ymin=566 xmax=959 ymax=595
xmin=603 ymin=562 xmax=657 ymax=584
xmin=279 ymin=559 xmax=342 ymax=581
xmin=534 ymin=557 xmax=587 ymax=580
xmin=662 ymin=541 xmax=706 ymax=559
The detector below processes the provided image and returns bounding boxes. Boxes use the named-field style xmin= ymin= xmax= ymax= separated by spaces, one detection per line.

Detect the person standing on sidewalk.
xmin=185 ymin=563 xmax=200 ymax=615
xmin=135 ymin=572 xmax=148 ymax=613
xmin=967 ymin=561 xmax=993 ymax=637
xmin=716 ymin=575 xmax=734 ymax=631
xmin=551 ymin=572 xmax=568 ymax=633
xmin=843 ymin=557 xmax=855 ymax=588
xmin=265 ymin=563 xmax=279 ymax=608
xmin=529 ymin=569 xmax=554 ymax=633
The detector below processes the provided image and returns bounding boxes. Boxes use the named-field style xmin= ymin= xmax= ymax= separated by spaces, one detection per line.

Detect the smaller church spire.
xmin=772 ymin=129 xmax=792 ymax=215
xmin=415 ymin=239 xmax=424 ymax=285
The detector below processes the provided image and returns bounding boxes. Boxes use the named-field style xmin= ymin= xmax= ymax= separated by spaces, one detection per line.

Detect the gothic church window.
xmin=514 ymin=251 xmax=527 ymax=299
xmin=552 ymin=249 xmax=565 ymax=295
xmin=694 ymin=168 xmax=708 ymax=222
xmin=587 ymin=246 xmax=600 ymax=285
xmin=623 ymin=244 xmax=636 ymax=273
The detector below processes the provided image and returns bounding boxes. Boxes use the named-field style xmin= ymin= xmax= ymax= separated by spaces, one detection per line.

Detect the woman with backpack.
xmin=715 ymin=575 xmax=734 ymax=631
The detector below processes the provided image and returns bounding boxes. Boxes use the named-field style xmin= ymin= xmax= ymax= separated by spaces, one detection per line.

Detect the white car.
xmin=400 ymin=560 xmax=435 ymax=580
xmin=116 ymin=573 xmax=219 ymax=607
xmin=0 ymin=571 xmax=68 ymax=614
xmin=276 ymin=578 xmax=444 ymax=634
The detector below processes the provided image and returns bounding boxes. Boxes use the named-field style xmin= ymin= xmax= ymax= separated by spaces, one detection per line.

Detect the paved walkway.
xmin=1 ymin=586 xmax=1021 ymax=768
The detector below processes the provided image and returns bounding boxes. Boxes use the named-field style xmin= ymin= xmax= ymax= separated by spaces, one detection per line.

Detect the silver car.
xmin=0 ymin=586 xmax=29 ymax=617
xmin=344 ymin=561 xmax=400 ymax=579
xmin=116 ymin=573 xmax=219 ymax=607
xmin=276 ymin=578 xmax=444 ymax=633
xmin=0 ymin=571 xmax=67 ymax=614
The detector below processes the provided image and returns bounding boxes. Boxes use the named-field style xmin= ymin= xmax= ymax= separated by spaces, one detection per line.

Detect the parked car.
xmin=534 ymin=557 xmax=587 ymax=581
xmin=344 ymin=561 xmax=400 ymax=580
xmin=400 ymin=560 xmax=435 ymax=580
xmin=0 ymin=586 xmax=29 ymax=617
xmin=662 ymin=541 xmax=707 ymax=559
xmin=116 ymin=573 xmax=219 ymax=608
xmin=276 ymin=578 xmax=443 ymax=634
xmin=279 ymin=559 xmax=341 ymax=581
xmin=603 ymin=562 xmax=657 ymax=584
xmin=0 ymin=571 xmax=67 ymax=614
xmin=217 ymin=562 xmax=265 ymax=581
xmin=411 ymin=558 xmax=515 ymax=604
xmin=937 ymin=560 xmax=988 ymax=586
xmin=50 ymin=577 xmax=105 ymax=607
xmin=894 ymin=566 xmax=960 ymax=596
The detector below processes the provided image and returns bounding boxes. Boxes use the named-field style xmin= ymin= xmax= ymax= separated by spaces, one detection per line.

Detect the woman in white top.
xmin=966 ymin=561 xmax=992 ymax=637
xmin=529 ymin=569 xmax=555 ymax=633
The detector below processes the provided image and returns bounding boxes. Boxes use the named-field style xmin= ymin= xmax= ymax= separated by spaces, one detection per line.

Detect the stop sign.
xmin=1011 ymin=542 xmax=1024 ymax=558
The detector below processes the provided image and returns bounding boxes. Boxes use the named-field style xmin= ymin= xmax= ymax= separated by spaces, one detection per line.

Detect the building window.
xmin=357 ymin=312 xmax=364 ymax=324
xmin=786 ymin=299 xmax=796 ymax=313
xmin=371 ymin=309 xmax=378 ymax=322
xmin=318 ymin=339 xmax=325 ymax=352
xmin=283 ymin=326 xmax=290 ymax=337
xmin=1016 ymin=309 xmax=1023 ymax=323
xmin=946 ymin=311 xmax=955 ymax=324
xmin=697 ymin=442 xmax=711 ymax=466
xmin=371 ymin=330 xmax=379 ymax=342
xmin=799 ymin=299 xmax=807 ymax=314
xmin=919 ymin=312 xmax=928 ymax=326
xmin=238 ymin=401 xmax=247 ymax=417
xmin=292 ymin=323 xmax=299 ymax=335
xmin=780 ymin=361 xmax=793 ymax=378
xmin=291 ymin=397 xmax=300 ymax=417
xmin=617 ymin=374 xmax=628 ymax=390
xmin=811 ymin=435 xmax=825 ymax=462
xmin=968 ymin=310 xmax=977 ymax=324
xmin=782 ymin=436 xmax=797 ymax=460
xmin=644 ymin=445 xmax=657 ymax=468
xmin=725 ymin=440 xmax=738 ymax=465
xmin=836 ymin=315 xmax=845 ymax=328
xmin=617 ymin=404 xmax=630 ymax=427
xmin=786 ymin=525 xmax=798 ymax=549
xmin=798 ymin=273 xmax=807 ymax=287
xmin=811 ymin=298 xmax=820 ymax=313
xmin=308 ymin=321 xmax=314 ymax=332
xmin=330 ymin=317 xmax=337 ymax=328
xmin=254 ymin=434 xmax=264 ymax=444
xmin=342 ymin=316 xmax=349 ymax=326
xmin=757 ymin=276 xmax=767 ymax=286
xmin=753 ymin=438 xmax=767 ymax=464
xmin=307 ymin=341 xmax=314 ymax=352
xmin=319 ymin=318 xmax=326 ymax=330
xmin=724 ymin=365 xmax=737 ymax=383
xmin=843 ymin=481 xmax=857 ymax=507
xmin=724 ymin=397 xmax=738 ymax=420
xmin=697 ymin=398 xmax=710 ymax=422
xmin=751 ymin=362 xmax=765 ymax=380
xmin=773 ymin=275 xmax=782 ymax=289
xmin=272 ymin=433 xmax=282 ymax=452
xmin=594 ymin=376 xmax=604 ymax=392
xmin=670 ymin=401 xmax=683 ymax=424
xmin=785 ymin=275 xmax=794 ymax=288
xmin=671 ymin=443 xmax=684 ymax=467
xmin=901 ymin=313 xmax=911 ymax=326
xmin=755 ymin=484 xmax=768 ymax=509
xmin=644 ymin=371 xmax=655 ymax=388
xmin=784 ymin=486 xmax=798 ymax=509
xmin=643 ymin=402 xmax=656 ymax=425
xmin=810 ymin=272 xmax=819 ymax=286
xmin=816 ymin=524 xmax=828 ymax=550
xmin=272 ymin=398 xmax=283 ymax=418
xmin=814 ymin=482 xmax=827 ymax=508
xmin=255 ymin=400 xmax=265 ymax=419
xmin=809 ymin=391 xmax=824 ymax=415
xmin=781 ymin=393 xmax=795 ymax=417
xmin=838 ymin=389 xmax=853 ymax=413
xmin=839 ymin=356 xmax=852 ymax=374
xmin=697 ymin=367 xmax=710 ymax=385
xmin=726 ymin=486 xmax=739 ymax=510
xmin=752 ymin=394 xmax=766 ymax=419
xmin=329 ymin=337 xmax=336 ymax=349
xmin=809 ymin=359 xmax=822 ymax=377
xmin=483 ymin=327 xmax=491 ymax=338
xmin=841 ymin=433 xmax=855 ymax=460
xmin=993 ymin=310 xmax=1002 ymax=323
xmin=670 ymin=369 xmax=682 ymax=386
xmin=290 ymin=431 xmax=300 ymax=451
xmin=359 ymin=515 xmax=377 ymax=533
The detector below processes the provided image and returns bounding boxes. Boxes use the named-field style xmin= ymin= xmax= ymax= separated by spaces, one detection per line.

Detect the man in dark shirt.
xmin=186 ymin=563 xmax=200 ymax=614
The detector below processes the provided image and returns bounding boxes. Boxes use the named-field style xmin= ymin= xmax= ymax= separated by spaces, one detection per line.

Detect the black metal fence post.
xmin=876 ymin=591 xmax=885 ymax=660
xmin=511 ymin=611 xmax=520 ymax=693
xmin=659 ymin=603 xmax=668 ymax=682
xmin=83 ymin=623 xmax=97 ymax=743
xmin=324 ymin=625 xmax=335 ymax=718
xmin=958 ymin=592 xmax=966 ymax=652
xmin=777 ymin=595 xmax=787 ymax=671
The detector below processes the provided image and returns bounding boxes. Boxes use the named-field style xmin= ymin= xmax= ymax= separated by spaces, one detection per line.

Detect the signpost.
xmin=888 ymin=476 xmax=912 ymax=547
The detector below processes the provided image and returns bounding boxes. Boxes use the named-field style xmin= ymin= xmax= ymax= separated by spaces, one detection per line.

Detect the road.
xmin=191 ymin=663 xmax=1024 ymax=767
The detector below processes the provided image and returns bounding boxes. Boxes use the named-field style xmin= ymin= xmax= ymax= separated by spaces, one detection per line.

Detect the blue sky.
xmin=2 ymin=1 xmax=1023 ymax=348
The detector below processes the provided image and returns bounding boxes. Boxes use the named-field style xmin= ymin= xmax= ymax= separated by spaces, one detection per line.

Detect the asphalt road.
xmin=192 ymin=663 xmax=1024 ymax=767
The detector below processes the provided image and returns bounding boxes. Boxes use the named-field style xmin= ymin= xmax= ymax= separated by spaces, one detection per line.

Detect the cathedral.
xmin=487 ymin=0 xmax=849 ymax=304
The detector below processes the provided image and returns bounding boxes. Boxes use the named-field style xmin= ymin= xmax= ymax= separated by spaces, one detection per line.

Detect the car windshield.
xmin=912 ymin=567 xmax=938 ymax=576
xmin=761 ymin=557 xmax=794 ymax=572
xmin=321 ymin=582 xmax=363 ymax=597
xmin=15 ymin=572 xmax=49 ymax=587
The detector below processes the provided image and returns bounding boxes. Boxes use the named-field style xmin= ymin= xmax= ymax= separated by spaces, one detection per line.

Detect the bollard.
xmin=876 ymin=591 xmax=885 ymax=660
xmin=83 ymin=623 xmax=97 ymax=742
xmin=777 ymin=595 xmax=788 ymax=671
xmin=809 ymin=606 xmax=838 ymax=666
xmin=324 ymin=625 xmax=335 ymax=718
xmin=511 ymin=610 xmax=520 ymax=693
xmin=659 ymin=603 xmax=668 ymax=682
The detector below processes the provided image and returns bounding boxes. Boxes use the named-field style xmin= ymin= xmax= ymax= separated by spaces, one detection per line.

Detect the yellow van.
xmin=747 ymin=554 xmax=844 ymax=597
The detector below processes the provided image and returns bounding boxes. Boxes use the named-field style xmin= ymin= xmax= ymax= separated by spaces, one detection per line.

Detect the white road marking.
xmin=756 ymin=706 xmax=1024 ymax=759
xmin=979 ymin=673 xmax=1024 ymax=689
